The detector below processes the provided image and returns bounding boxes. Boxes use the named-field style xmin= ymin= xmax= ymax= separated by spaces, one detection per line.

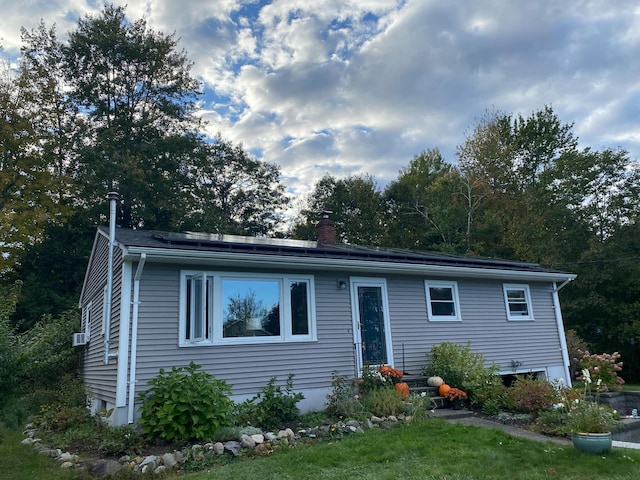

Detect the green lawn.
xmin=0 ymin=425 xmax=76 ymax=480
xmin=622 ymin=384 xmax=640 ymax=392
xmin=180 ymin=420 xmax=640 ymax=480
xmin=3 ymin=419 xmax=640 ymax=479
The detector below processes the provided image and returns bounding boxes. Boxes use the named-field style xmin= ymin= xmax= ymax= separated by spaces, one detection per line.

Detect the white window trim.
xmin=503 ymin=283 xmax=534 ymax=321
xmin=84 ymin=301 xmax=92 ymax=341
xmin=179 ymin=271 xmax=317 ymax=346
xmin=424 ymin=280 xmax=462 ymax=321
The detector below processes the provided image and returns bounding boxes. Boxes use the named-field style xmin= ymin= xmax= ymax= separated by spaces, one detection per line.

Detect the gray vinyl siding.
xmin=387 ymin=275 xmax=564 ymax=375
xmin=130 ymin=266 xmax=564 ymax=403
xmin=81 ymin=233 xmax=123 ymax=404
xmin=132 ymin=266 xmax=356 ymax=401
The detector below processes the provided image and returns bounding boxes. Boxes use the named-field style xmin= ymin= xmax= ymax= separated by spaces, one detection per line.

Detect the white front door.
xmin=351 ymin=278 xmax=394 ymax=374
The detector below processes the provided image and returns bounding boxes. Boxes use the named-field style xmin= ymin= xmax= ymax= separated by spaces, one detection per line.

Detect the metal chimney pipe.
xmin=104 ymin=192 xmax=119 ymax=365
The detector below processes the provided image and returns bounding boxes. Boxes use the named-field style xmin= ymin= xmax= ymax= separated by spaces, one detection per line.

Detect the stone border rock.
xmin=22 ymin=414 xmax=413 ymax=476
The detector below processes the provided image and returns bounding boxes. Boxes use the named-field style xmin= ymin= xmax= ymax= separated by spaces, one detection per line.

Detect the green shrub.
xmin=532 ymin=408 xmax=570 ymax=437
xmin=34 ymin=404 xmax=92 ymax=432
xmin=507 ymin=376 xmax=558 ymax=417
xmin=481 ymin=398 xmax=503 ymax=416
xmin=1 ymin=374 xmax=86 ymax=431
xmin=363 ymin=388 xmax=405 ymax=417
xmin=575 ymin=350 xmax=625 ymax=391
xmin=326 ymin=371 xmax=364 ymax=418
xmin=0 ymin=396 xmax=31 ymax=431
xmin=470 ymin=379 xmax=510 ymax=409
xmin=32 ymin=375 xmax=89 ymax=432
xmin=0 ymin=282 xmax=21 ymax=410
xmin=237 ymin=374 xmax=305 ymax=431
xmin=422 ymin=342 xmax=499 ymax=400
xmin=17 ymin=309 xmax=82 ymax=389
xmin=299 ymin=410 xmax=332 ymax=426
xmin=98 ymin=425 xmax=144 ymax=456
xmin=138 ymin=362 xmax=233 ymax=441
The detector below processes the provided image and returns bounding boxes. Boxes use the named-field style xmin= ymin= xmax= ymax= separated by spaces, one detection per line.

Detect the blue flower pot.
xmin=571 ymin=432 xmax=612 ymax=454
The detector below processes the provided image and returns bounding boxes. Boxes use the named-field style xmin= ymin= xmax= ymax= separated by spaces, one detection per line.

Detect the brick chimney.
xmin=316 ymin=210 xmax=336 ymax=247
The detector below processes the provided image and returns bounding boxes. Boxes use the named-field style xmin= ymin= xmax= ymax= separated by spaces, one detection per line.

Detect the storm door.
xmin=351 ymin=278 xmax=393 ymax=375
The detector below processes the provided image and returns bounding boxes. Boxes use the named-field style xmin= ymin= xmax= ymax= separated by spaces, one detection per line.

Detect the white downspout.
xmin=104 ymin=192 xmax=119 ymax=365
xmin=553 ymin=280 xmax=574 ymax=387
xmin=127 ymin=253 xmax=146 ymax=424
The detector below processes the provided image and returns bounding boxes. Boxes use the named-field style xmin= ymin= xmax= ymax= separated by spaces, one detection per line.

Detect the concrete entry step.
xmin=431 ymin=408 xmax=475 ymax=420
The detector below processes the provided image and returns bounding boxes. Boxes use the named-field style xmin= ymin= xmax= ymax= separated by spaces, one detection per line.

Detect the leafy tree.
xmin=61 ymin=4 xmax=204 ymax=229
xmin=384 ymin=149 xmax=467 ymax=252
xmin=8 ymin=213 xmax=95 ymax=330
xmin=457 ymin=110 xmax=515 ymax=195
xmin=549 ymin=148 xmax=640 ymax=244
xmin=0 ymin=61 xmax=64 ymax=274
xmin=19 ymin=21 xmax=83 ymax=202
xmin=6 ymin=5 xmax=290 ymax=326
xmin=456 ymin=107 xmax=586 ymax=264
xmin=183 ymin=136 xmax=289 ymax=235
xmin=561 ymin=221 xmax=640 ymax=382
xmin=456 ymin=111 xmax=519 ymax=258
xmin=292 ymin=174 xmax=387 ymax=245
xmin=507 ymin=105 xmax=578 ymax=190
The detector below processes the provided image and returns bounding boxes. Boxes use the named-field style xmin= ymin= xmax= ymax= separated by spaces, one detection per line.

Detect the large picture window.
xmin=180 ymin=272 xmax=316 ymax=345
xmin=424 ymin=280 xmax=461 ymax=321
xmin=503 ymin=284 xmax=534 ymax=320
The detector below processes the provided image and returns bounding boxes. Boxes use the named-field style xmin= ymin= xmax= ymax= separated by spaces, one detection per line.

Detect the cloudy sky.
xmin=1 ymin=0 xmax=639 ymax=197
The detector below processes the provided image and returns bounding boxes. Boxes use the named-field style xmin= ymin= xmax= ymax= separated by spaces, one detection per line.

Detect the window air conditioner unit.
xmin=72 ymin=332 xmax=87 ymax=346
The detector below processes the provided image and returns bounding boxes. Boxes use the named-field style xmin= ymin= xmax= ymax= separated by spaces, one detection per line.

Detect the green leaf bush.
xmin=325 ymin=371 xmax=364 ymax=418
xmin=138 ymin=362 xmax=233 ymax=441
xmin=362 ymin=387 xmax=405 ymax=417
xmin=18 ymin=309 xmax=82 ymax=388
xmin=235 ymin=374 xmax=304 ymax=431
xmin=507 ymin=375 xmax=558 ymax=418
xmin=422 ymin=341 xmax=499 ymax=401
xmin=0 ymin=282 xmax=21 ymax=411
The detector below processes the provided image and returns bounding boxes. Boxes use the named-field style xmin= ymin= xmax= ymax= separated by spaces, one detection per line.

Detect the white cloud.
xmin=1 ymin=0 xmax=639 ymax=199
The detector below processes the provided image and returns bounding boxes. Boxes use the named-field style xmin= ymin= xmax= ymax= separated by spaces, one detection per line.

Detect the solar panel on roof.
xmin=156 ymin=231 xmax=318 ymax=249
xmin=131 ymin=228 xmax=566 ymax=274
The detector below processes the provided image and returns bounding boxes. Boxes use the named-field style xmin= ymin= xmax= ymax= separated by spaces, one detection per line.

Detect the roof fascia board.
xmin=124 ymin=246 xmax=576 ymax=283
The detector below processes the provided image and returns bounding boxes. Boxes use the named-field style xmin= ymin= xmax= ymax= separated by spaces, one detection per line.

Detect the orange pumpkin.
xmin=394 ymin=382 xmax=410 ymax=401
xmin=438 ymin=383 xmax=452 ymax=397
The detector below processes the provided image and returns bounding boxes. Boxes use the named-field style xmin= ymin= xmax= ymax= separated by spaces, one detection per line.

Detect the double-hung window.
xmin=180 ymin=272 xmax=316 ymax=345
xmin=503 ymin=284 xmax=534 ymax=320
xmin=424 ymin=280 xmax=461 ymax=321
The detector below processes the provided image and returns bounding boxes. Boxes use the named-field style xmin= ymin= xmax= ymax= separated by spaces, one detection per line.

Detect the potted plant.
xmin=565 ymin=369 xmax=622 ymax=453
